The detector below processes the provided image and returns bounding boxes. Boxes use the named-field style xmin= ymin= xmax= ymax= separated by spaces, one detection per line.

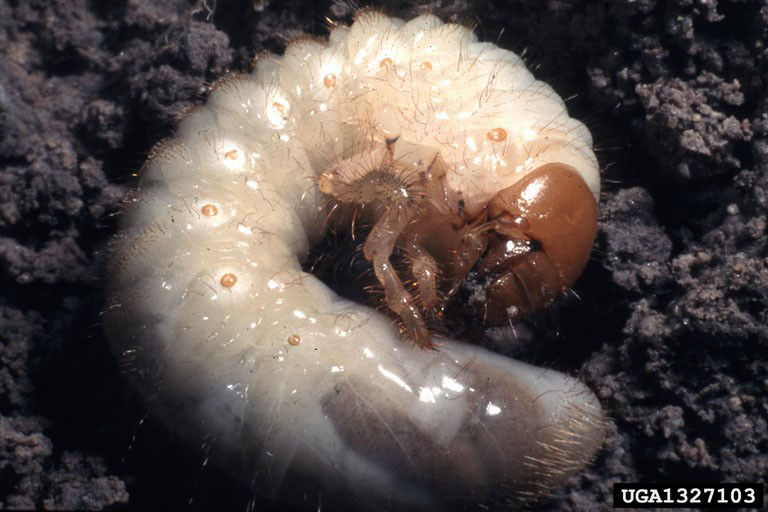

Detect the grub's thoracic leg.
xmin=363 ymin=205 xmax=432 ymax=348
xmin=402 ymin=239 xmax=440 ymax=313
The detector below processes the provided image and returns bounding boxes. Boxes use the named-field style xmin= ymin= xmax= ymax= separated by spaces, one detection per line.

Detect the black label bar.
xmin=613 ymin=482 xmax=764 ymax=508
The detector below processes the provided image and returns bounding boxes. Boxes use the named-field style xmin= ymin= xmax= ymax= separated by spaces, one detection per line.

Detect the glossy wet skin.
xmin=320 ymin=138 xmax=599 ymax=344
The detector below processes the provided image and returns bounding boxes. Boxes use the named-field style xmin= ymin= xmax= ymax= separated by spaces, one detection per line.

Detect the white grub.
xmin=105 ymin=10 xmax=605 ymax=510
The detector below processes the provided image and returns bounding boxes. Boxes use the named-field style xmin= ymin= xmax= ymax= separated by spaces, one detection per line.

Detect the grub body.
xmin=105 ymin=11 xmax=604 ymax=510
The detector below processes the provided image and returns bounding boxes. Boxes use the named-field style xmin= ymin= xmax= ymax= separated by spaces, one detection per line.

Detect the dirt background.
xmin=1 ymin=0 xmax=766 ymax=510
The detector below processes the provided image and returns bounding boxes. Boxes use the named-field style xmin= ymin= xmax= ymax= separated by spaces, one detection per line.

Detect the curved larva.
xmin=105 ymin=10 xmax=604 ymax=510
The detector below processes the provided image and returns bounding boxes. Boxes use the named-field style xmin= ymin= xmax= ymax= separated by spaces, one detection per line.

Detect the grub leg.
xmin=363 ymin=207 xmax=432 ymax=348
xmin=403 ymin=241 xmax=440 ymax=312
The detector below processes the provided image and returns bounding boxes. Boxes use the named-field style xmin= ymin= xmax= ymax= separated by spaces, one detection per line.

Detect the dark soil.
xmin=1 ymin=0 xmax=766 ymax=510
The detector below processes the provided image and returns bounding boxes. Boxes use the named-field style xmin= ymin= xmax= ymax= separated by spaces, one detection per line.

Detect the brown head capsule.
xmin=476 ymin=163 xmax=598 ymax=323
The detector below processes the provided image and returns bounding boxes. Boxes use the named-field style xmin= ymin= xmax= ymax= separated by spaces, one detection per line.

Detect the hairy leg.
xmin=363 ymin=206 xmax=433 ymax=349
xmin=403 ymin=240 xmax=441 ymax=312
